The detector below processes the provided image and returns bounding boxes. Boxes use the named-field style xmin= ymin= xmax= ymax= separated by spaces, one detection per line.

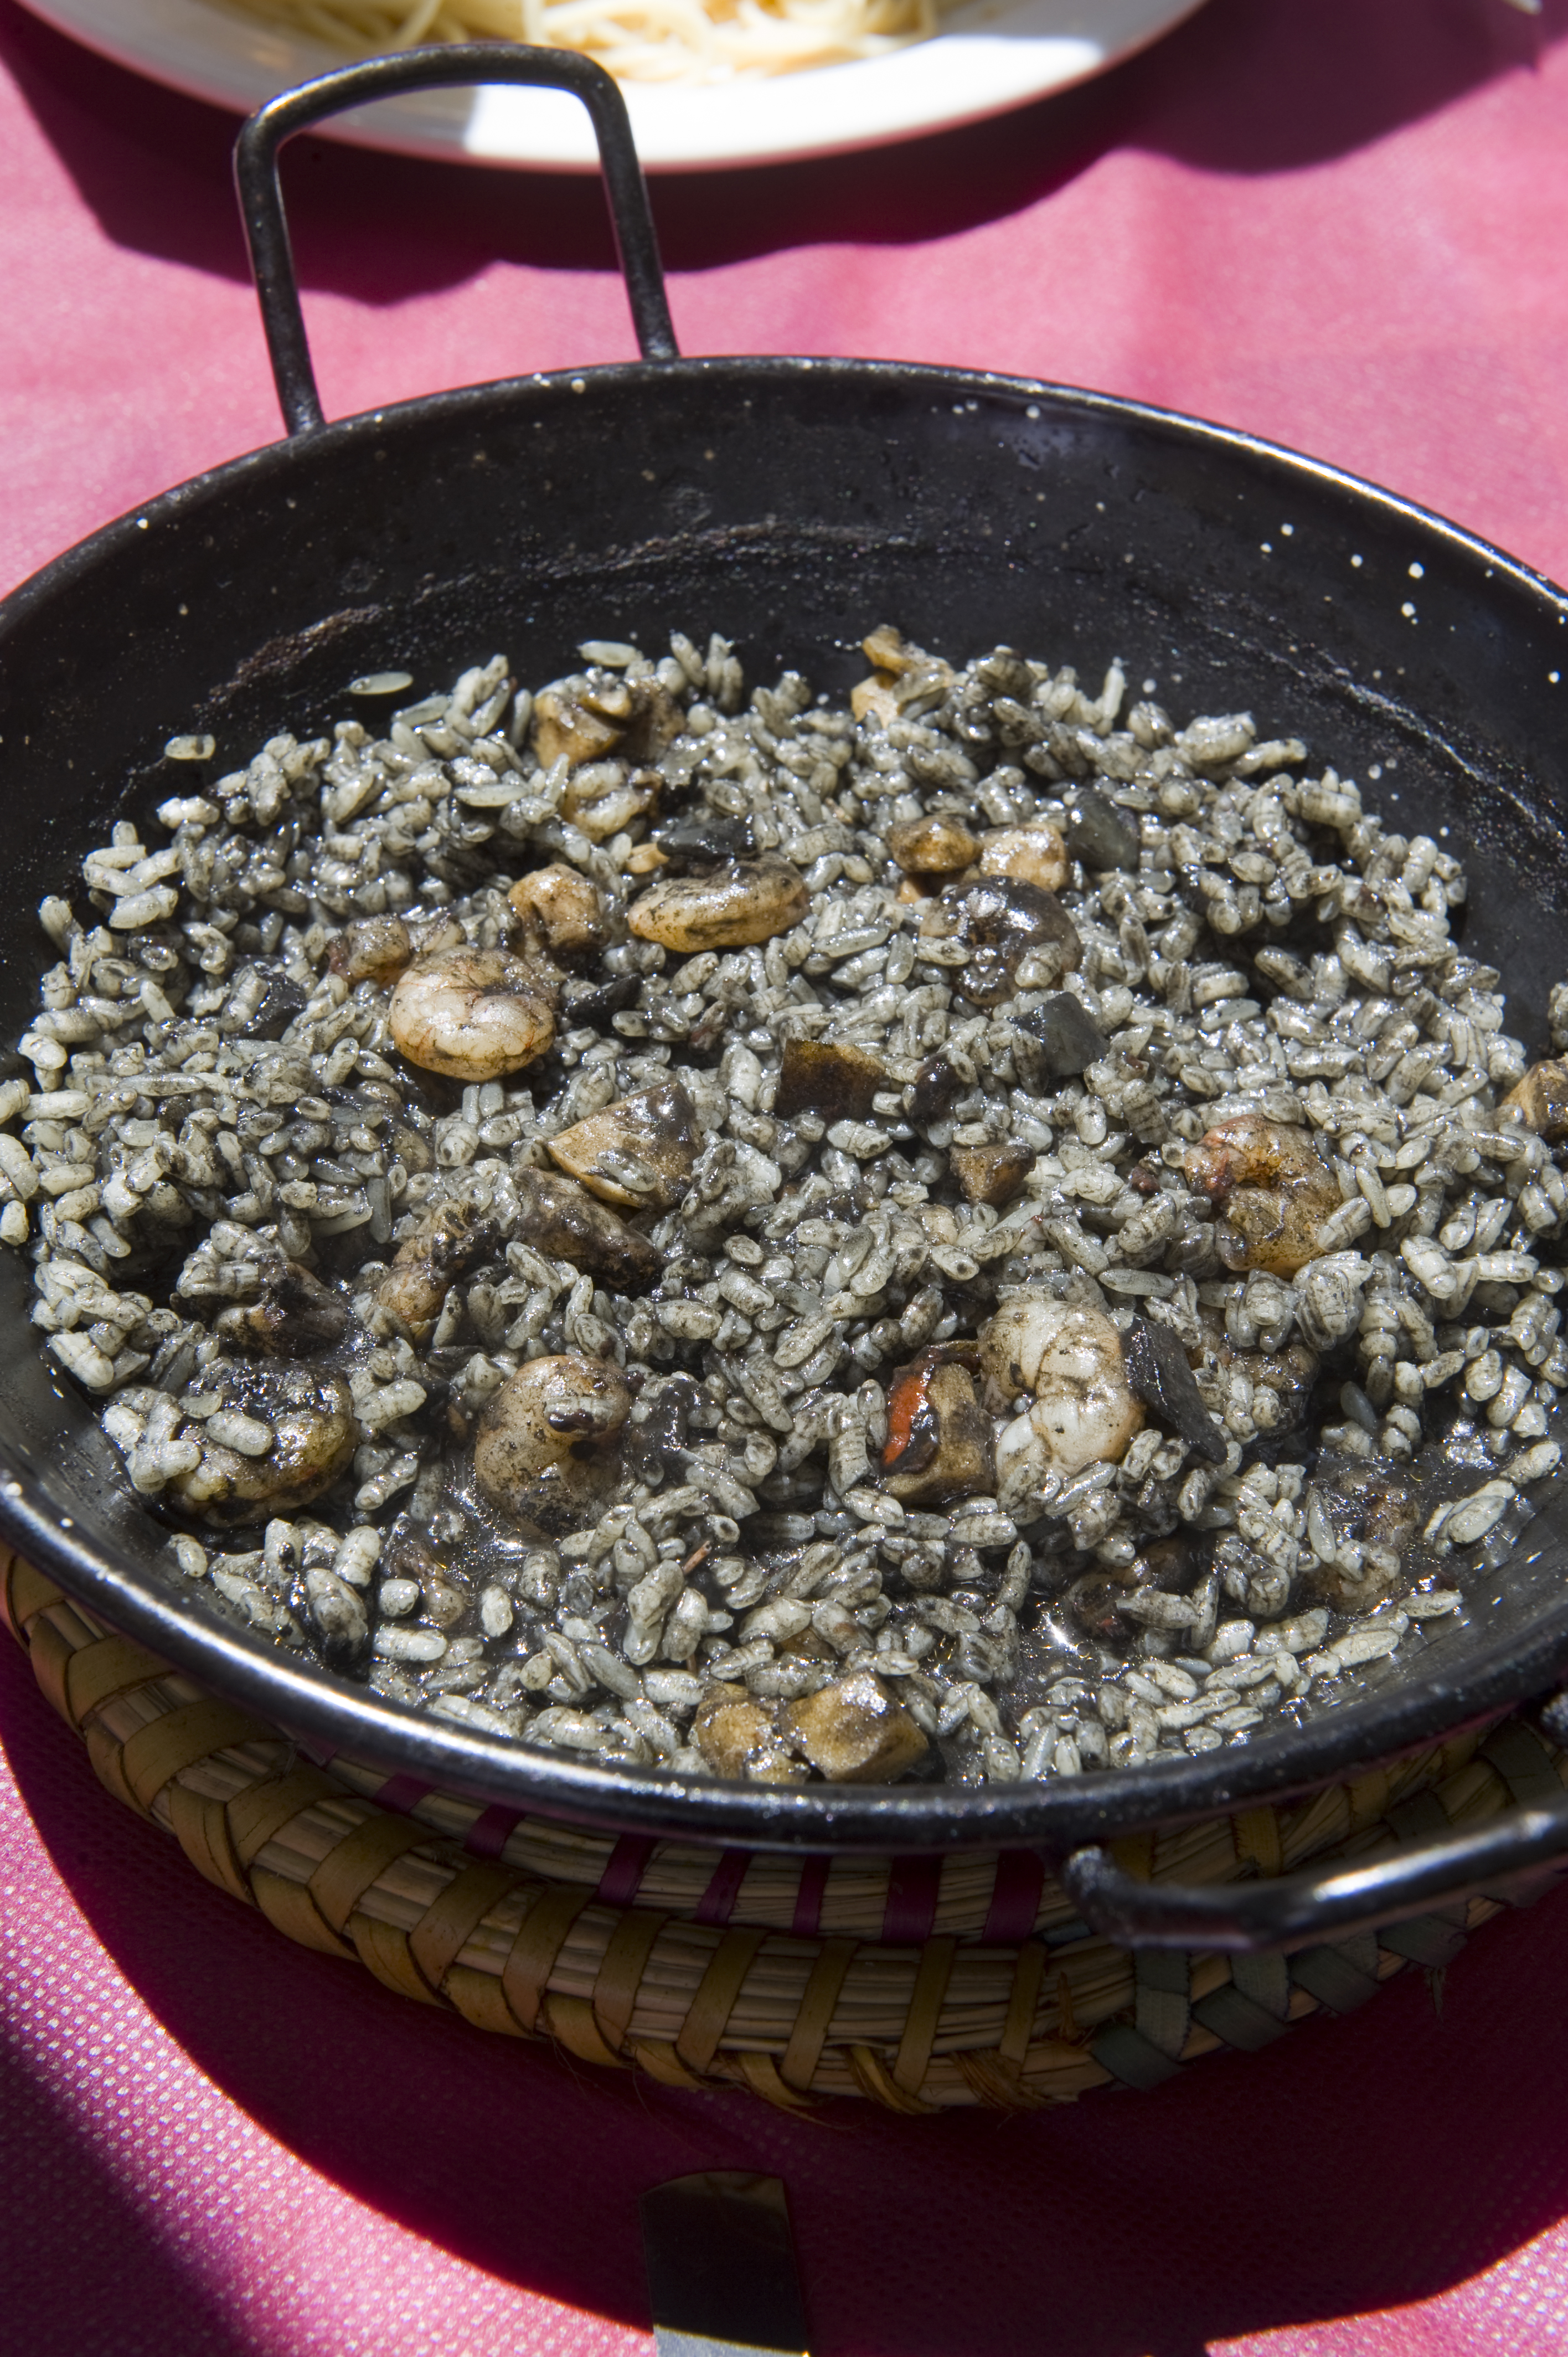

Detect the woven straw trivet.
xmin=7 ymin=1543 xmax=1564 ymax=2111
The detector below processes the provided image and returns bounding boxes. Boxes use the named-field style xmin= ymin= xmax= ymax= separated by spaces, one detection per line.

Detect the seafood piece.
xmin=950 ymin=1139 xmax=1034 ymax=1206
xmin=1061 ymin=788 xmax=1140 ymax=871
xmin=851 ymin=624 xmax=953 ymax=724
xmin=881 ymin=1345 xmax=996 ymax=1506
xmin=627 ymin=857 xmax=809 ymax=953
xmin=922 ymin=875 xmax=1080 ymax=1005
xmin=653 ymin=814 xmax=755 ymax=868
xmin=977 ymin=822 xmax=1069 ymax=894
xmin=167 ymin=1362 xmax=356 ymax=1529
xmin=513 ymin=1167 xmax=662 ymax=1288
xmin=473 ymin=1354 xmax=633 ymax=1535
xmin=1122 ymin=1315 xmax=1227 ymax=1463
xmin=1195 ymin=1314 xmax=1320 ymax=1437
xmin=214 ymin=1258 xmax=349 ymax=1356
xmin=328 ymin=914 xmax=414 ymax=986
xmin=1301 ymin=1457 xmax=1420 ymax=1614
xmin=886 ymin=815 xmax=979 ymax=880
xmin=561 ymin=763 xmax=660 ymax=843
xmin=389 ymin=945 xmax=555 ymax=1081
xmin=533 ymin=676 xmax=682 ymax=770
xmin=692 ymin=1683 xmax=806 ymax=1783
xmin=780 ymin=1670 xmax=930 ymax=1783
xmin=1066 ymin=1533 xmax=1209 ymax=1638
xmin=547 ymin=1081 xmax=701 ymax=1212
xmin=1011 ymin=992 xmax=1109 ymax=1088
xmin=905 ymin=1056 xmax=962 ymax=1125
xmin=374 ymin=1205 xmax=501 ymax=1344
xmin=507 ymin=864 xmax=606 ymax=958
xmin=1499 ymin=1058 xmax=1568 ymax=1141
xmin=773 ymin=1038 xmax=885 ymax=1125
xmin=982 ymin=1292 xmax=1144 ymax=1480
xmin=1186 ymin=1114 xmax=1339 ymax=1277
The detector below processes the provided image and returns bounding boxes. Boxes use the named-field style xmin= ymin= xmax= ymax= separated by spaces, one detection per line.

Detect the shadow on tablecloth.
xmin=7 ymin=1624 xmax=1568 ymax=2357
xmin=3 ymin=0 xmax=1564 ymax=296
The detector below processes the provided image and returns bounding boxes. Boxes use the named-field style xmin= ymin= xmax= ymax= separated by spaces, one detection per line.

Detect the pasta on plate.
xmin=215 ymin=0 xmax=940 ymax=83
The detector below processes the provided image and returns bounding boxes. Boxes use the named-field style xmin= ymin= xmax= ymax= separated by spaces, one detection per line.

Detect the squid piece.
xmin=373 ymin=1205 xmax=501 ymax=1345
xmin=214 ymin=1258 xmax=349 ymax=1357
xmin=532 ymin=676 xmax=682 ymax=770
xmin=513 ymin=1167 xmax=662 ymax=1289
xmin=546 ymin=1080 xmax=701 ymax=1213
xmin=880 ymin=1345 xmax=996 ymax=1506
xmin=507 ymin=864 xmax=606 ymax=958
xmin=779 ymin=1670 xmax=930 ymax=1784
xmin=692 ymin=1683 xmax=807 ymax=1783
xmin=1499 ymin=1058 xmax=1568 ymax=1143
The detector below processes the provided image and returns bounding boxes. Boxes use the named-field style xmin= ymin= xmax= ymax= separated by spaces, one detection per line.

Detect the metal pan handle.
xmin=233 ymin=45 xmax=679 ymax=437
xmin=1061 ymin=1781 xmax=1568 ymax=1954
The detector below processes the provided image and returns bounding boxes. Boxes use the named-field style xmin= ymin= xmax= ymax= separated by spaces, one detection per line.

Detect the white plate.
xmin=16 ymin=0 xmax=1206 ymax=171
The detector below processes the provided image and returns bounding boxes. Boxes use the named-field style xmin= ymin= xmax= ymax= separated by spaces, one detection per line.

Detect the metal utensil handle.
xmin=233 ymin=44 xmax=678 ymax=436
xmin=1061 ymin=1783 xmax=1568 ymax=1954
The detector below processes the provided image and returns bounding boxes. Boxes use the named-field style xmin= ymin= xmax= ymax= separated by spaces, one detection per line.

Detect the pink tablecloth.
xmin=6 ymin=3 xmax=1568 ymax=2349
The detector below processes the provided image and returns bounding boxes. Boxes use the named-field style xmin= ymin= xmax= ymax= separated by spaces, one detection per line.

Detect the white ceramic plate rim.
xmin=15 ymin=0 xmax=1206 ymax=171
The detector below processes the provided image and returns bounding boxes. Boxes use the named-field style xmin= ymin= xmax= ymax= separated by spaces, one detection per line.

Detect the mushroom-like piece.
xmin=950 ymin=1140 xmax=1034 ymax=1207
xmin=981 ymin=1293 xmax=1144 ymax=1481
xmin=214 ymin=1259 xmax=349 ymax=1356
xmin=1185 ymin=1114 xmax=1339 ymax=1277
xmin=513 ymin=1167 xmax=662 ymax=1289
xmin=547 ymin=1080 xmax=701 ymax=1213
xmin=507 ymin=864 xmax=606 ymax=958
xmin=1121 ymin=1316 xmax=1227 ymax=1464
xmin=1499 ymin=1059 xmax=1568 ymax=1142
xmin=773 ymin=1038 xmax=885 ymax=1125
xmin=692 ymin=1684 xmax=807 ymax=1783
xmin=166 ymin=1362 xmax=357 ymax=1529
xmin=374 ymin=1205 xmax=500 ymax=1344
xmin=780 ymin=1670 xmax=930 ymax=1784
xmin=389 ymin=945 xmax=555 ymax=1081
xmin=977 ymin=822 xmax=1069 ymax=894
xmin=473 ymin=1354 xmax=633 ymax=1535
xmin=328 ymin=915 xmax=414 ymax=986
xmin=886 ymin=815 xmax=979 ymax=880
xmin=1011 ymin=992 xmax=1109 ymax=1088
xmin=881 ymin=1345 xmax=996 ymax=1506
xmin=533 ymin=676 xmax=682 ymax=771
xmin=923 ymin=875 xmax=1080 ymax=1005
xmin=627 ymin=857 xmax=809 ymax=954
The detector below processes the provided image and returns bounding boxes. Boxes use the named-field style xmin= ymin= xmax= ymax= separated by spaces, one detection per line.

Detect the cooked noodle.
xmin=215 ymin=0 xmax=940 ymax=83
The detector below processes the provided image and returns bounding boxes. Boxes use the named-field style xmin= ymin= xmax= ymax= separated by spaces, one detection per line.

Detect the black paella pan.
xmin=4 ymin=45 xmax=1568 ymax=1954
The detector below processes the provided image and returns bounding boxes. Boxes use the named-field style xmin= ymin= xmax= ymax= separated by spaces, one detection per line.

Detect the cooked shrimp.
xmin=389 ymin=945 xmax=555 ymax=1080
xmin=473 ymin=1354 xmax=633 ymax=1535
xmin=982 ymin=1291 xmax=1144 ymax=1484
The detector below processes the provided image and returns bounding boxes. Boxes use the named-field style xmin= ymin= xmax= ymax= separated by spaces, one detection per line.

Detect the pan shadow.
xmin=7 ymin=1629 xmax=1568 ymax=2357
xmin=2 ymin=2030 xmax=257 ymax=2357
xmin=2 ymin=0 xmax=1564 ymax=301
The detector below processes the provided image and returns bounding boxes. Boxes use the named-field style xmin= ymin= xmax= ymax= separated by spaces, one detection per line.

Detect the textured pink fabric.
xmin=7 ymin=1 xmax=1568 ymax=2347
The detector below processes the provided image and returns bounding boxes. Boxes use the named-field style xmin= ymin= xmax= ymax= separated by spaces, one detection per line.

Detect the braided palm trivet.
xmin=6 ymin=1546 xmax=1561 ymax=2111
